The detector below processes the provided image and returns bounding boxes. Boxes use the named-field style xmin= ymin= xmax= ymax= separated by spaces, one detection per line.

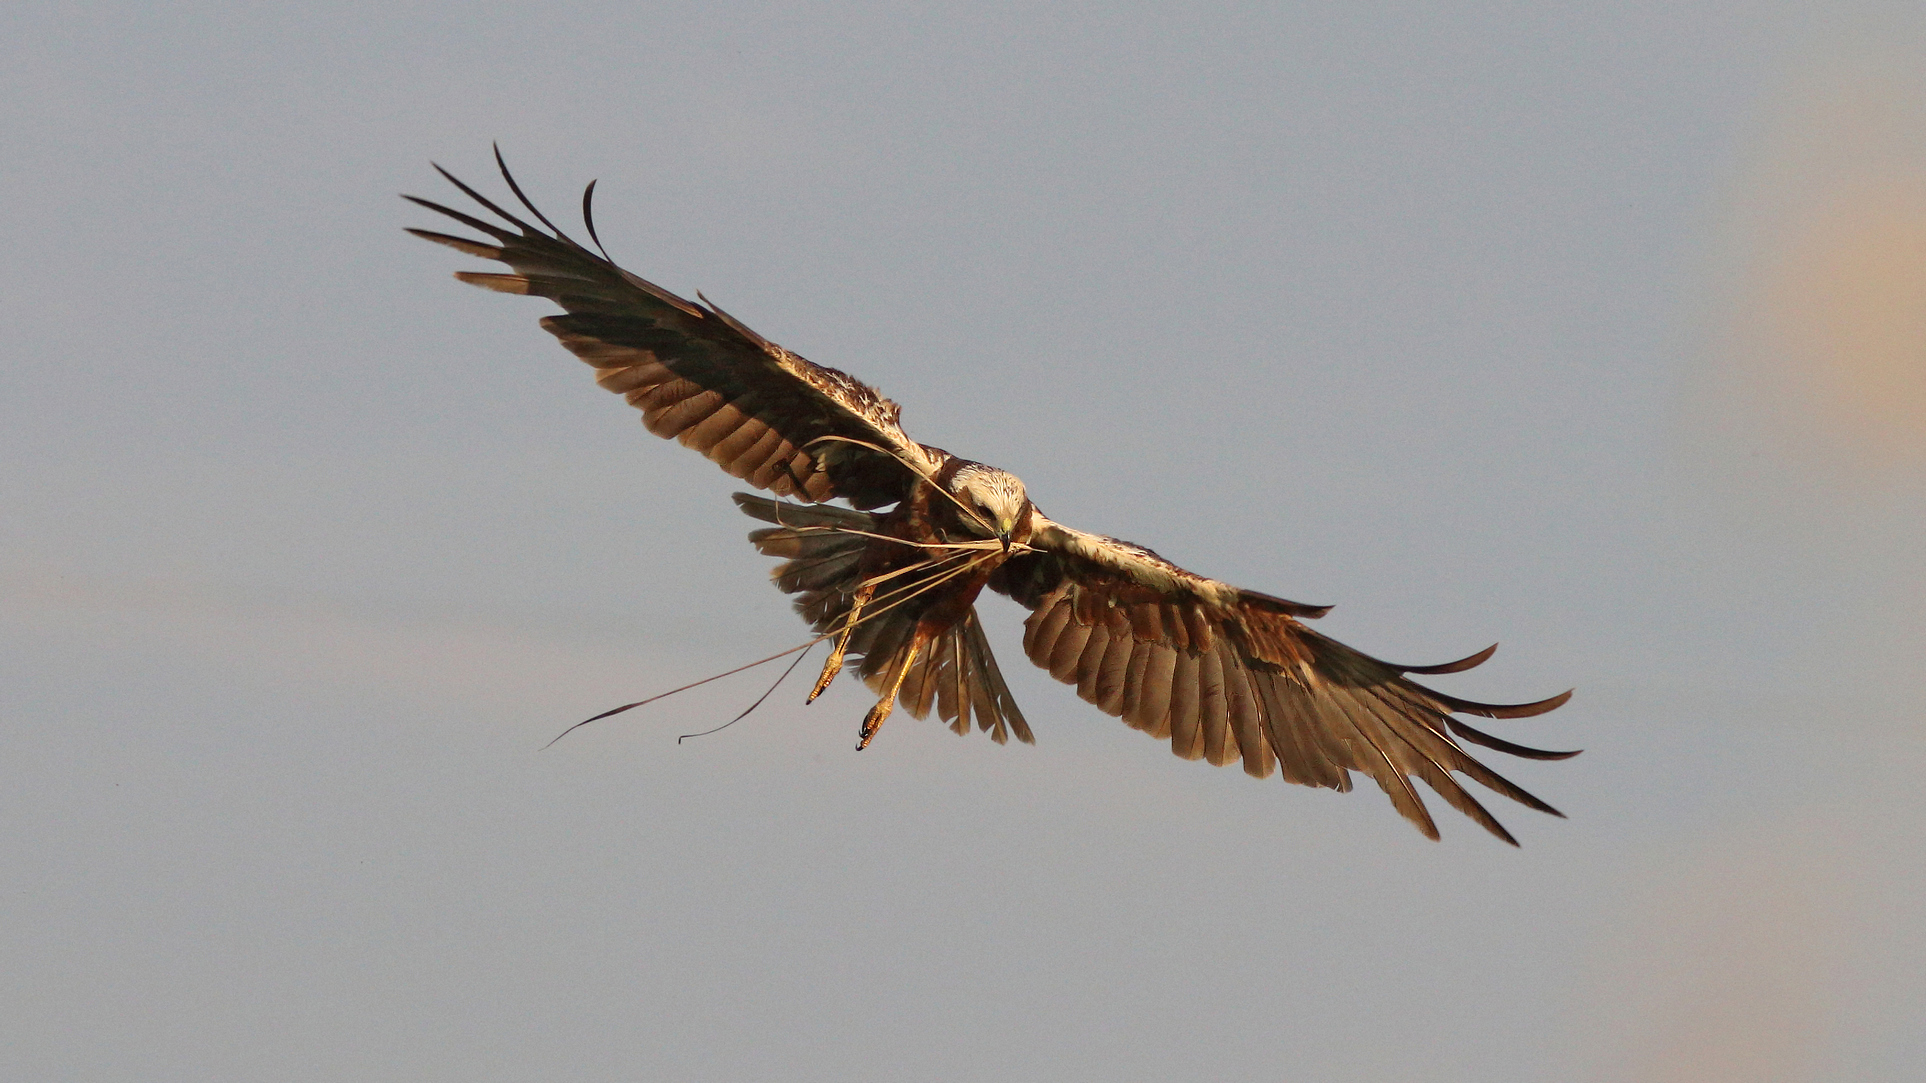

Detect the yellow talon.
xmin=856 ymin=632 xmax=922 ymax=750
xmin=809 ymin=582 xmax=873 ymax=704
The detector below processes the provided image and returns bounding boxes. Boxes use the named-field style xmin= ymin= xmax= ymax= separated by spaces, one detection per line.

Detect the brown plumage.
xmin=407 ymin=149 xmax=1579 ymax=845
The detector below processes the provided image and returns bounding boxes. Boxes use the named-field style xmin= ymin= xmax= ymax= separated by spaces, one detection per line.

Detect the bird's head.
xmin=947 ymin=464 xmax=1031 ymax=552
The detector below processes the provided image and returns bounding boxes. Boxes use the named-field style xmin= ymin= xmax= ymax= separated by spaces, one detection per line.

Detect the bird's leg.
xmin=856 ymin=626 xmax=928 ymax=750
xmin=808 ymin=581 xmax=874 ymax=704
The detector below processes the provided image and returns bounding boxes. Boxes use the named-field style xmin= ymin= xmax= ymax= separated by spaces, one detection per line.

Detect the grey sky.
xmin=4 ymin=3 xmax=1922 ymax=1080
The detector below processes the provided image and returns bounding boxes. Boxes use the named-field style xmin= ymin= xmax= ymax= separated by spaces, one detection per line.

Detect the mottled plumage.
xmin=408 ymin=150 xmax=1579 ymax=844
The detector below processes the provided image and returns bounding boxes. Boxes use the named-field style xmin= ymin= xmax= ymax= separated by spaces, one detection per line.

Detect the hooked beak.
xmin=997 ymin=531 xmax=1012 ymax=554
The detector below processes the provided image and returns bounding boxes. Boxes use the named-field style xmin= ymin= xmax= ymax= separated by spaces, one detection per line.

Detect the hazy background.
xmin=4 ymin=3 xmax=1922 ymax=1080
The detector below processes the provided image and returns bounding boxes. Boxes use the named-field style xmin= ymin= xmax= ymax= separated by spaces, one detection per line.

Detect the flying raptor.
xmin=407 ymin=152 xmax=1577 ymax=844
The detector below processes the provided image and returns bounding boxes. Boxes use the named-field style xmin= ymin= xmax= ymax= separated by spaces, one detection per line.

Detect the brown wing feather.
xmin=994 ymin=512 xmax=1578 ymax=844
xmin=407 ymin=155 xmax=944 ymax=508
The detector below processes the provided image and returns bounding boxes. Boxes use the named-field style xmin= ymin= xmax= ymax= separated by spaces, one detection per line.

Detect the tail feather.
xmin=735 ymin=492 xmax=1032 ymax=744
xmin=889 ymin=609 xmax=1034 ymax=744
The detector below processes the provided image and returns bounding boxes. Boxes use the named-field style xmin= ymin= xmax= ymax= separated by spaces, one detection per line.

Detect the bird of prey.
xmin=406 ymin=151 xmax=1577 ymax=844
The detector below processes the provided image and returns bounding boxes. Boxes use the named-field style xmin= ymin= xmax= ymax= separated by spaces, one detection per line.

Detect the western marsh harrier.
xmin=408 ymin=151 xmax=1577 ymax=844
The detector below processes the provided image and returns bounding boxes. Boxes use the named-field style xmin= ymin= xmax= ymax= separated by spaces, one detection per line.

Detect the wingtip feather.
xmin=405 ymin=227 xmax=502 ymax=259
xmin=433 ymin=161 xmax=534 ymax=234
xmin=1434 ymin=687 xmax=1574 ymax=720
xmin=493 ymin=143 xmax=577 ymax=244
xmin=1398 ymin=642 xmax=1498 ymax=675
xmin=453 ymin=271 xmax=532 ymax=294
xmin=1445 ymin=716 xmax=1583 ymax=761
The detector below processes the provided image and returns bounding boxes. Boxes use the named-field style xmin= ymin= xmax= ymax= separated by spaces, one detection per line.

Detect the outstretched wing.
xmin=991 ymin=514 xmax=1577 ymax=844
xmin=406 ymin=150 xmax=943 ymax=508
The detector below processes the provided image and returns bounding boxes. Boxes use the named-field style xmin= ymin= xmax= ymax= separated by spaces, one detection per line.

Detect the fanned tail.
xmin=733 ymin=493 xmax=1032 ymax=743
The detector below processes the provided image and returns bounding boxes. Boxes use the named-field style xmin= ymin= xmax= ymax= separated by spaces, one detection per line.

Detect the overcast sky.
xmin=4 ymin=3 xmax=1923 ymax=1080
